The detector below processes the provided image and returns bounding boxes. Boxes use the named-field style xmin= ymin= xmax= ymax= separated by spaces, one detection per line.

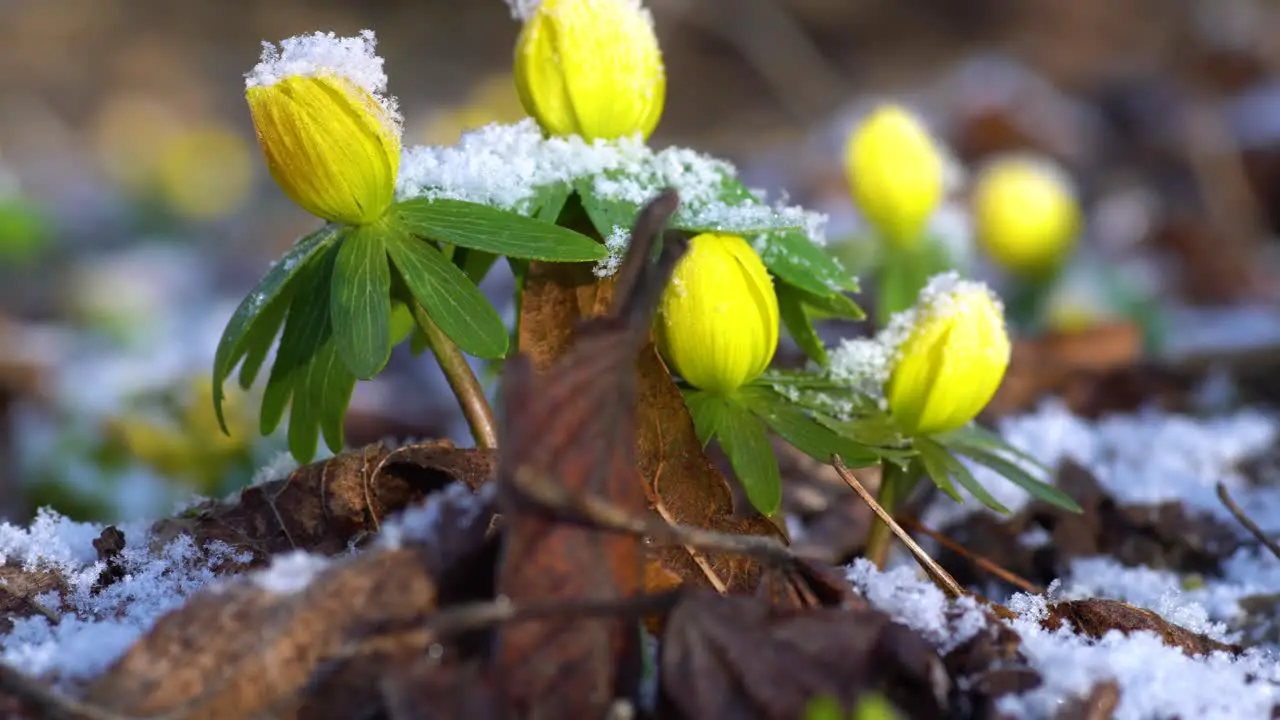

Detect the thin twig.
xmin=832 ymin=455 xmax=966 ymax=600
xmin=1217 ymin=481 xmax=1280 ymax=562
xmin=510 ymin=467 xmax=826 ymax=568
xmin=0 ymin=663 xmax=133 ymax=720
xmin=648 ymin=420 xmax=729 ymax=594
xmin=411 ymin=302 xmax=499 ymax=450
xmin=896 ymin=516 xmax=1045 ymax=595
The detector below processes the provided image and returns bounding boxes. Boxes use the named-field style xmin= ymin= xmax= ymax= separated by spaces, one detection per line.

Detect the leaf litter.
xmin=1 ymin=204 xmax=1280 ymax=718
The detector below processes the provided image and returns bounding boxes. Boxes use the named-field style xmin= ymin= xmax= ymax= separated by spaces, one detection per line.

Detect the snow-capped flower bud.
xmin=844 ymin=104 xmax=945 ymax=248
xmin=513 ymin=0 xmax=666 ymax=141
xmin=245 ymin=31 xmax=401 ymax=225
xmin=973 ymin=154 xmax=1080 ymax=277
xmin=884 ymin=272 xmax=1010 ymax=435
xmin=656 ymin=233 xmax=779 ymax=395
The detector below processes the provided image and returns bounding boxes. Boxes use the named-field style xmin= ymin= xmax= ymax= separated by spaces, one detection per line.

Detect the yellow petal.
xmin=885 ymin=273 xmax=1010 ymax=435
xmin=246 ymin=74 xmax=400 ymax=225
xmin=973 ymin=155 xmax=1079 ymax=277
xmin=656 ymin=233 xmax=779 ymax=394
xmin=514 ymin=0 xmax=666 ymax=141
xmin=844 ymin=104 xmax=945 ymax=248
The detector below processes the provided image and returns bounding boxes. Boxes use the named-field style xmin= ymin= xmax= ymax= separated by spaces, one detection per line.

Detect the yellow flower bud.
xmin=245 ymin=32 xmax=401 ymax=225
xmin=844 ymin=104 xmax=945 ymax=248
xmin=973 ymin=155 xmax=1080 ymax=277
xmin=513 ymin=0 xmax=666 ymax=141
xmin=884 ymin=272 xmax=1010 ymax=435
xmin=656 ymin=233 xmax=779 ymax=394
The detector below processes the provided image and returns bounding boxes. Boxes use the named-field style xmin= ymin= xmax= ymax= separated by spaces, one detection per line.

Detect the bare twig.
xmin=897 ymin=516 xmax=1045 ymax=595
xmin=832 ymin=455 xmax=966 ymax=600
xmin=1217 ymin=481 xmax=1280 ymax=562
xmin=0 ymin=663 xmax=134 ymax=720
xmin=510 ymin=466 xmax=827 ymax=568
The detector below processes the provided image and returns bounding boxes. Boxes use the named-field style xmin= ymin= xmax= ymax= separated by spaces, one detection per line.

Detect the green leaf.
xmin=236 ymin=286 xmax=292 ymax=391
xmin=736 ymin=386 xmax=879 ymax=467
xmin=917 ymin=437 xmax=1008 ymax=512
xmin=683 ymin=389 xmax=730 ymax=448
xmin=794 ymin=285 xmax=865 ymax=320
xmin=777 ymin=283 xmax=828 ymax=366
xmin=951 ymin=441 xmax=1082 ymax=513
xmin=260 ymin=245 xmax=339 ymax=436
xmin=717 ymin=400 xmax=782 ymax=516
xmin=212 ymin=225 xmax=342 ymax=433
xmin=911 ymin=438 xmax=964 ymax=503
xmin=939 ymin=425 xmax=1052 ymax=475
xmin=532 ymin=182 xmax=572 ymax=223
xmin=385 ymin=230 xmax=509 ymax=359
xmin=330 ymin=225 xmax=392 ymax=380
xmin=394 ymin=198 xmax=605 ymax=262
xmin=758 ymin=231 xmax=856 ymax=296
xmin=455 ymin=248 xmax=501 ymax=285
xmin=574 ymin=177 xmax=640 ymax=240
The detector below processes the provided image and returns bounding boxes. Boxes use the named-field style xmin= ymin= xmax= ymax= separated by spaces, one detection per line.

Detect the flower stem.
xmin=410 ymin=302 xmax=499 ymax=450
xmin=864 ymin=460 xmax=911 ymax=568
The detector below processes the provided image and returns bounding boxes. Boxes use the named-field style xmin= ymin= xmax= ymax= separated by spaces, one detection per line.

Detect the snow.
xmin=0 ymin=521 xmax=251 ymax=681
xmin=847 ymin=558 xmax=987 ymax=653
xmin=251 ymin=550 xmax=330 ymax=595
xmin=395 ymin=119 xmax=829 ymax=259
xmin=245 ymin=30 xmax=401 ymax=133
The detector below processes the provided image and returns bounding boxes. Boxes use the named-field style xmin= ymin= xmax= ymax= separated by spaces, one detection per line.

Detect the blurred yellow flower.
xmin=157 ymin=124 xmax=255 ymax=220
xmin=973 ymin=154 xmax=1080 ymax=277
xmin=656 ymin=233 xmax=779 ymax=394
xmin=247 ymin=74 xmax=400 ymax=225
xmin=844 ymin=104 xmax=945 ymax=248
xmin=514 ymin=0 xmax=666 ymax=141
xmin=885 ymin=272 xmax=1010 ymax=435
xmin=417 ymin=73 xmax=527 ymax=146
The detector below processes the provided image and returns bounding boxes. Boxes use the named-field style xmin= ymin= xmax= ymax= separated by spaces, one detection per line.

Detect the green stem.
xmin=864 ymin=460 xmax=911 ymax=568
xmin=410 ymin=302 xmax=499 ymax=450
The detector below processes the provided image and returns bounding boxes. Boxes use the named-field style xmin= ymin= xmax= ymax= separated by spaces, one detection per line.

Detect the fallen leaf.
xmin=1043 ymin=598 xmax=1242 ymax=656
xmin=148 ymin=440 xmax=495 ymax=564
xmin=658 ymin=591 xmax=951 ymax=720
xmin=492 ymin=190 xmax=683 ymax=718
xmin=85 ymin=480 xmax=497 ymax=719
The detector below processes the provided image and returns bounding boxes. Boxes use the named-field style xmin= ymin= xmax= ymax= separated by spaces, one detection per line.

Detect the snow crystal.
xmin=377 ymin=480 xmax=494 ymax=550
xmin=395 ymin=119 xmax=828 ymax=250
xmin=250 ymin=450 xmax=300 ymax=486
xmin=245 ymin=30 xmax=401 ymax=131
xmin=504 ymin=0 xmax=543 ymax=20
xmin=595 ymin=225 xmax=630 ymax=278
xmin=251 ymin=550 xmax=330 ymax=595
xmin=998 ymin=596 xmax=1280 ymax=720
xmin=826 ymin=271 xmax=1004 ymax=398
xmin=846 ymin=558 xmax=986 ymax=653
xmin=0 ymin=525 xmax=250 ymax=680
xmin=922 ymin=399 xmax=1280 ymax=528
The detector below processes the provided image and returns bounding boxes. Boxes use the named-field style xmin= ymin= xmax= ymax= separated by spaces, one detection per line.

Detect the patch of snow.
xmin=377 ymin=480 xmax=494 ymax=550
xmin=395 ymin=119 xmax=829 ymax=257
xmin=998 ymin=593 xmax=1280 ymax=720
xmin=0 ymin=523 xmax=251 ymax=680
xmin=250 ymin=450 xmax=300 ymax=486
xmin=250 ymin=550 xmax=330 ymax=595
xmin=846 ymin=558 xmax=986 ymax=653
xmin=923 ymin=399 xmax=1279 ymax=529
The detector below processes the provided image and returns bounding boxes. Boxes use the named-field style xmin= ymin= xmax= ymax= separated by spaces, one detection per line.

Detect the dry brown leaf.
xmin=83 ymin=547 xmax=440 ymax=719
xmin=658 ymin=591 xmax=951 ymax=719
xmin=1043 ymin=598 xmax=1242 ymax=656
xmin=148 ymin=440 xmax=495 ymax=565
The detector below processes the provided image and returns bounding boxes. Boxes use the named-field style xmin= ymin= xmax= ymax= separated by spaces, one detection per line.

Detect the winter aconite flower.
xmin=884 ymin=272 xmax=1010 ymax=435
xmin=656 ymin=233 xmax=779 ymax=394
xmin=973 ymin=154 xmax=1079 ymax=277
xmin=513 ymin=0 xmax=666 ymax=141
xmin=245 ymin=31 xmax=401 ymax=225
xmin=844 ymin=104 xmax=945 ymax=248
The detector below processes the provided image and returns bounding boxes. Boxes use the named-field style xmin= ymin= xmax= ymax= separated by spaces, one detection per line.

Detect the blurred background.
xmin=1 ymin=0 xmax=1279 ymax=523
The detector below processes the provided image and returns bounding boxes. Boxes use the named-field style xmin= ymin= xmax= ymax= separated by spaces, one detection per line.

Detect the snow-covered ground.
xmin=2 ymin=398 xmax=1280 ymax=718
